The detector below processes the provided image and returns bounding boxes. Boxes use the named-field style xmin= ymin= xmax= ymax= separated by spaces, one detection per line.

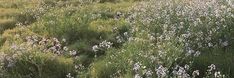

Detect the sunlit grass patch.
xmin=0 ymin=0 xmax=39 ymax=8
xmin=0 ymin=8 xmax=20 ymax=19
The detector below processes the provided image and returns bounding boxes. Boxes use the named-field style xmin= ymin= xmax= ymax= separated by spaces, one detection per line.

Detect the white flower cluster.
xmin=92 ymin=40 xmax=113 ymax=52
xmin=155 ymin=65 xmax=168 ymax=78
xmin=206 ymin=64 xmax=226 ymax=78
xmin=132 ymin=62 xmax=153 ymax=78
xmin=66 ymin=73 xmax=74 ymax=78
xmin=130 ymin=0 xmax=234 ymax=57
xmin=69 ymin=50 xmax=77 ymax=56
xmin=133 ymin=62 xmax=141 ymax=73
xmin=14 ymin=36 xmax=78 ymax=57
xmin=172 ymin=65 xmax=190 ymax=78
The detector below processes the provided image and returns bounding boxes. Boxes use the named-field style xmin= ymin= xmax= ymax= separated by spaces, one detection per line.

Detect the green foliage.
xmin=91 ymin=0 xmax=234 ymax=77
xmin=129 ymin=0 xmax=234 ymax=77
xmin=0 ymin=27 xmax=75 ymax=78
xmin=5 ymin=51 xmax=75 ymax=78
xmin=91 ymin=38 xmax=184 ymax=77
xmin=0 ymin=0 xmax=233 ymax=78
xmin=1 ymin=26 xmax=36 ymax=46
xmin=30 ymin=3 xmax=132 ymax=56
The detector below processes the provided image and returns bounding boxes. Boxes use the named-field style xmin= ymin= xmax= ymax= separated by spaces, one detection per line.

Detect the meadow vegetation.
xmin=0 ymin=0 xmax=233 ymax=78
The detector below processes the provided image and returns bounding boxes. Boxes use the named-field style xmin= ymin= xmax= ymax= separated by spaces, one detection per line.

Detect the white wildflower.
xmin=155 ymin=65 xmax=168 ymax=77
xmin=69 ymin=50 xmax=77 ymax=56
xmin=134 ymin=74 xmax=142 ymax=78
xmin=194 ymin=51 xmax=201 ymax=57
xmin=92 ymin=45 xmax=99 ymax=52
xmin=133 ymin=62 xmax=141 ymax=72
xmin=66 ymin=73 xmax=74 ymax=78
xmin=214 ymin=71 xmax=221 ymax=78
xmin=222 ymin=41 xmax=228 ymax=47
xmin=192 ymin=70 xmax=200 ymax=77
xmin=208 ymin=64 xmax=216 ymax=72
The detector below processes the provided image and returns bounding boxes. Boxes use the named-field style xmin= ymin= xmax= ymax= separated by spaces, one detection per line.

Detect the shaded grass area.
xmin=193 ymin=46 xmax=234 ymax=77
xmin=0 ymin=8 xmax=19 ymax=34
xmin=0 ymin=19 xmax=16 ymax=34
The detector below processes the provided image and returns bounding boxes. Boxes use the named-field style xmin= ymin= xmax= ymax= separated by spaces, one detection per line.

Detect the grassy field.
xmin=0 ymin=0 xmax=233 ymax=78
xmin=0 ymin=0 xmax=39 ymax=34
xmin=0 ymin=8 xmax=17 ymax=33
